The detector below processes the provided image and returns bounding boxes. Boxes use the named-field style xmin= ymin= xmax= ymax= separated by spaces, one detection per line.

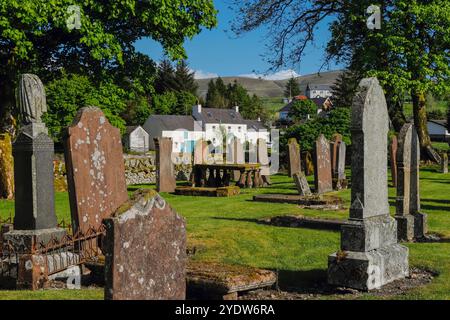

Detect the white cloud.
xmin=191 ymin=69 xmax=219 ymax=80
xmin=239 ymin=69 xmax=300 ymax=80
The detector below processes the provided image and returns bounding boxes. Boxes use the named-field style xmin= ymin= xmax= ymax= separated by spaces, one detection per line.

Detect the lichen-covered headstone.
xmin=390 ymin=136 xmax=398 ymax=187
xmin=64 ymin=107 xmax=128 ymax=234
xmin=328 ymin=78 xmax=409 ymax=291
xmin=257 ymin=138 xmax=271 ymax=184
xmin=330 ymin=133 xmax=342 ymax=178
xmin=395 ymin=123 xmax=427 ymax=241
xmin=314 ymin=134 xmax=333 ymax=194
xmin=104 ymin=189 xmax=186 ymax=300
xmin=335 ymin=141 xmax=347 ymax=189
xmin=154 ymin=137 xmax=176 ymax=193
xmin=0 ymin=133 xmax=14 ymax=199
xmin=293 ymin=172 xmax=312 ymax=196
xmin=287 ymin=138 xmax=301 ymax=177
xmin=230 ymin=138 xmax=245 ymax=181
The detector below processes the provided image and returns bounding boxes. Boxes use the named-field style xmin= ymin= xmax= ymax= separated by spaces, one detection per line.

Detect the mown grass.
xmin=0 ymin=166 xmax=449 ymax=300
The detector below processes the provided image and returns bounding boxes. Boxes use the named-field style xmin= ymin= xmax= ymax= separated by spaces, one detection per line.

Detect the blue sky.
xmin=134 ymin=0 xmax=342 ymax=79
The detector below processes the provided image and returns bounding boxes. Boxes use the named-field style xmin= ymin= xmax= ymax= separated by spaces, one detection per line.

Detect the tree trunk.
xmin=412 ymin=91 xmax=440 ymax=162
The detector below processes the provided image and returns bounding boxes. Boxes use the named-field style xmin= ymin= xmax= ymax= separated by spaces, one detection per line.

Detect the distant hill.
xmin=196 ymin=70 xmax=344 ymax=99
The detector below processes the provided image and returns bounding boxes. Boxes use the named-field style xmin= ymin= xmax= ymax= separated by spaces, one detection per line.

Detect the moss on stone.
xmin=112 ymin=189 xmax=159 ymax=217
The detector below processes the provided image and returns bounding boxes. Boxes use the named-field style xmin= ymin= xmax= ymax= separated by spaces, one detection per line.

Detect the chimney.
xmin=257 ymin=117 xmax=261 ymax=122
xmin=193 ymin=104 xmax=202 ymax=116
xmin=235 ymin=106 xmax=239 ymax=113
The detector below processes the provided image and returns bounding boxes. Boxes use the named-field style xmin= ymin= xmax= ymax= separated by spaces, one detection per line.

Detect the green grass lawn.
xmin=0 ymin=166 xmax=449 ymax=300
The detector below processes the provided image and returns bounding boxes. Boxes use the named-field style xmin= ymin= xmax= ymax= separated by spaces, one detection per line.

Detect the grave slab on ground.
xmin=253 ymin=194 xmax=343 ymax=210
xmin=187 ymin=261 xmax=277 ymax=300
xmin=175 ymin=186 xmax=240 ymax=197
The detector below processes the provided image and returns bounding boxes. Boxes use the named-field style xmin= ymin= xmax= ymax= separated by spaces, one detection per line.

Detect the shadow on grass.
xmin=421 ymin=198 xmax=450 ymax=204
xmin=274 ymin=269 xmax=341 ymax=296
xmin=420 ymin=204 xmax=450 ymax=212
xmin=212 ymin=217 xmax=342 ymax=232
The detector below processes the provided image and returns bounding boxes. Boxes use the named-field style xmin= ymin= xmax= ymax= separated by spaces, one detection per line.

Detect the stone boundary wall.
xmin=53 ymin=154 xmax=193 ymax=189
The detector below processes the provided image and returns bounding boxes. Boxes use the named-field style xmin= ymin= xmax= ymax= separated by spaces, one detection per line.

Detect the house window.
xmin=238 ymin=126 xmax=242 ymax=132
xmin=212 ymin=126 xmax=216 ymax=130
xmin=228 ymin=126 xmax=232 ymax=131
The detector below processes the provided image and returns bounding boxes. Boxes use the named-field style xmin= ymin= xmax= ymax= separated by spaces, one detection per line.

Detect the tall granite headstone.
xmin=390 ymin=136 xmax=398 ymax=187
xmin=155 ymin=137 xmax=176 ymax=193
xmin=335 ymin=141 xmax=347 ymax=189
xmin=64 ymin=107 xmax=128 ymax=234
xmin=314 ymin=134 xmax=333 ymax=194
xmin=231 ymin=138 xmax=245 ymax=181
xmin=328 ymin=78 xmax=409 ymax=291
xmin=258 ymin=138 xmax=271 ymax=185
xmin=287 ymin=138 xmax=301 ymax=177
xmin=330 ymin=133 xmax=342 ymax=178
xmin=440 ymin=153 xmax=448 ymax=174
xmin=104 ymin=189 xmax=186 ymax=300
xmin=5 ymin=74 xmax=65 ymax=245
xmin=395 ymin=124 xmax=427 ymax=241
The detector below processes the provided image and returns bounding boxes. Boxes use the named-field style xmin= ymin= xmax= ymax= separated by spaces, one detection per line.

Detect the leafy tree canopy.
xmin=0 ymin=0 xmax=217 ymax=126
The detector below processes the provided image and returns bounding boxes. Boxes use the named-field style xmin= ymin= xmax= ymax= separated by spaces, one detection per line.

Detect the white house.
xmin=306 ymin=84 xmax=333 ymax=99
xmin=142 ymin=105 xmax=270 ymax=153
xmin=123 ymin=126 xmax=150 ymax=153
xmin=427 ymin=120 xmax=450 ymax=142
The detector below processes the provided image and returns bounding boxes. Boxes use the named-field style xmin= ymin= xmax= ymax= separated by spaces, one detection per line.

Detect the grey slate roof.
xmin=194 ymin=108 xmax=244 ymax=124
xmin=307 ymin=84 xmax=332 ymax=90
xmin=147 ymin=115 xmax=195 ymax=131
xmin=244 ymin=120 xmax=267 ymax=131
xmin=428 ymin=119 xmax=447 ymax=127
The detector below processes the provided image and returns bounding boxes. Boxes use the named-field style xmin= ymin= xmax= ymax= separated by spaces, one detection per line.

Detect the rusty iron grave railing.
xmin=1 ymin=223 xmax=106 ymax=279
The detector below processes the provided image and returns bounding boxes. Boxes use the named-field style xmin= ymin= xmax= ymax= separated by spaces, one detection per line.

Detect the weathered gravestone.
xmin=314 ymin=134 xmax=333 ymax=194
xmin=440 ymin=152 xmax=448 ymax=174
xmin=293 ymin=172 xmax=312 ymax=196
xmin=390 ymin=136 xmax=398 ymax=187
xmin=5 ymin=74 xmax=65 ymax=242
xmin=257 ymin=138 xmax=271 ymax=185
xmin=395 ymin=124 xmax=427 ymax=241
xmin=3 ymin=74 xmax=66 ymax=290
xmin=335 ymin=141 xmax=347 ymax=189
xmin=154 ymin=137 xmax=176 ymax=193
xmin=328 ymin=78 xmax=409 ymax=291
xmin=229 ymin=137 xmax=245 ymax=181
xmin=192 ymin=139 xmax=210 ymax=186
xmin=64 ymin=107 xmax=128 ymax=234
xmin=287 ymin=138 xmax=301 ymax=177
xmin=330 ymin=133 xmax=342 ymax=179
xmin=104 ymin=189 xmax=186 ymax=300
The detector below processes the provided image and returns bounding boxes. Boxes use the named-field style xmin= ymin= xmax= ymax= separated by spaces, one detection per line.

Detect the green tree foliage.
xmin=155 ymin=59 xmax=177 ymax=94
xmin=284 ymin=77 xmax=301 ymax=98
xmin=284 ymin=108 xmax=351 ymax=152
xmin=206 ymin=78 xmax=228 ymax=108
xmin=233 ymin=0 xmax=450 ymax=159
xmin=0 ymin=0 xmax=217 ymax=129
xmin=205 ymin=79 xmax=269 ymax=121
xmin=152 ymin=92 xmax=178 ymax=115
xmin=174 ymin=60 xmax=198 ymax=95
xmin=43 ymin=73 xmax=129 ymax=141
xmin=330 ymin=71 xmax=360 ymax=108
xmin=174 ymin=91 xmax=198 ymax=115
xmin=288 ymin=99 xmax=318 ymax=122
